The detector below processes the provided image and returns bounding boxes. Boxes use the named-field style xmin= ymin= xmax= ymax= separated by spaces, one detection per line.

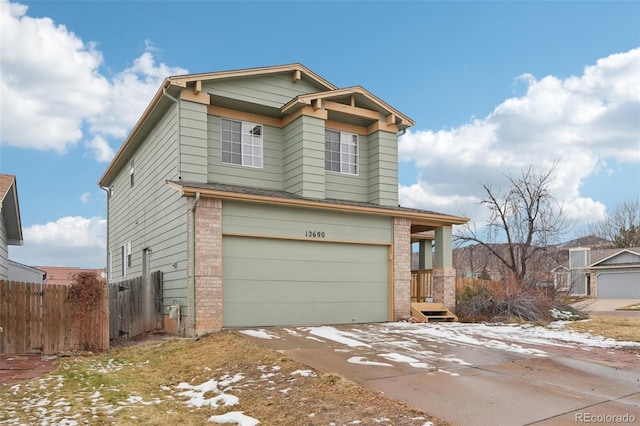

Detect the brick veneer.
xmin=393 ymin=217 xmax=411 ymax=320
xmin=433 ymin=267 xmax=456 ymax=311
xmin=192 ymin=196 xmax=223 ymax=336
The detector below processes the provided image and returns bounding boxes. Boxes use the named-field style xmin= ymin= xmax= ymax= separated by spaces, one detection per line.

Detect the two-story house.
xmin=98 ymin=64 xmax=468 ymax=337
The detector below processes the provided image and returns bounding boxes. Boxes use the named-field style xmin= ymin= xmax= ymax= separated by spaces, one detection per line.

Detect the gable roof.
xmin=281 ymin=86 xmax=414 ymax=130
xmin=0 ymin=174 xmax=23 ymax=245
xmin=99 ymin=64 xmax=413 ymax=187
xmin=169 ymin=63 xmax=338 ymax=92
xmin=588 ymin=247 xmax=640 ymax=268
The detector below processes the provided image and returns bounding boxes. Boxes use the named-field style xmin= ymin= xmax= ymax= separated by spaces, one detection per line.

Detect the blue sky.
xmin=1 ymin=0 xmax=639 ymax=268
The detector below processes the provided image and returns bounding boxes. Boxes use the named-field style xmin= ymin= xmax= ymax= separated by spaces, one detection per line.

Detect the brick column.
xmin=193 ymin=197 xmax=223 ymax=335
xmin=393 ymin=217 xmax=411 ymax=321
xmin=433 ymin=267 xmax=456 ymax=312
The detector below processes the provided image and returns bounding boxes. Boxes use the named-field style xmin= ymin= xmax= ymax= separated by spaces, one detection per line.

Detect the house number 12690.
xmin=305 ymin=231 xmax=326 ymax=238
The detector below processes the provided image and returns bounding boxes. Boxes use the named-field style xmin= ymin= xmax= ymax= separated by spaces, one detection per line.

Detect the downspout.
xmin=189 ymin=192 xmax=201 ymax=334
xmin=162 ymin=88 xmax=182 ymax=180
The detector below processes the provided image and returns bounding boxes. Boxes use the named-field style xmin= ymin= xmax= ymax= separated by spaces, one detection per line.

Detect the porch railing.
xmin=411 ymin=269 xmax=433 ymax=302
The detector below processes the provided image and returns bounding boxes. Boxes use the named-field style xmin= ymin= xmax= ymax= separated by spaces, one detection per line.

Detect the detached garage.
xmin=591 ymin=248 xmax=640 ymax=299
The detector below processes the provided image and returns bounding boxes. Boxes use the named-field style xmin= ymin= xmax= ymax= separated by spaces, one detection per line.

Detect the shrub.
xmin=456 ymin=277 xmax=562 ymax=323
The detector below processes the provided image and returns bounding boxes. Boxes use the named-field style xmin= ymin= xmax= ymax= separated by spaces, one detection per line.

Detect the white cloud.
xmin=79 ymin=192 xmax=91 ymax=204
xmin=9 ymin=216 xmax=106 ymax=267
xmin=0 ymin=0 xmax=187 ymax=162
xmin=86 ymin=135 xmax=116 ymax=163
xmin=399 ymin=47 xmax=640 ymax=230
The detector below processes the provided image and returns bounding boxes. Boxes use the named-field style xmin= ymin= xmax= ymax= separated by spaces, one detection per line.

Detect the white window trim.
xmin=221 ymin=118 xmax=263 ymax=169
xmin=121 ymin=241 xmax=132 ymax=277
xmin=130 ymin=160 xmax=135 ymax=187
xmin=325 ymin=129 xmax=358 ymax=176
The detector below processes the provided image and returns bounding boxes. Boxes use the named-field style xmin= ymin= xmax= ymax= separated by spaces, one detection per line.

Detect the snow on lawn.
xmin=0 ymin=360 xmax=163 ymax=426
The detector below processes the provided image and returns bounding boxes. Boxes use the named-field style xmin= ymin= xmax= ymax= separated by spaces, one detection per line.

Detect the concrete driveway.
xmin=237 ymin=322 xmax=640 ymax=426
xmin=572 ymin=299 xmax=640 ymax=317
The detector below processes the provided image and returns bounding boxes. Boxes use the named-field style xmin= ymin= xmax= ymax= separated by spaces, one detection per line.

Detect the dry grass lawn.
xmin=2 ymin=316 xmax=637 ymax=425
xmin=0 ymin=331 xmax=448 ymax=425
xmin=566 ymin=316 xmax=640 ymax=343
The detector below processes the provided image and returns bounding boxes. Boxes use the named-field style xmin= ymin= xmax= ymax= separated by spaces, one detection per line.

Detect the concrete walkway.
xmin=572 ymin=299 xmax=640 ymax=317
xmin=238 ymin=323 xmax=640 ymax=426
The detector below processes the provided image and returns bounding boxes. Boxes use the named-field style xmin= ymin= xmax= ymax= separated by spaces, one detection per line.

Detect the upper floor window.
xmin=325 ymin=129 xmax=358 ymax=175
xmin=221 ymin=118 xmax=263 ymax=168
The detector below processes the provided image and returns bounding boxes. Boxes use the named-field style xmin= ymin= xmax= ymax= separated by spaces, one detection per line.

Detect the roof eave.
xmin=169 ymin=63 xmax=338 ymax=92
xmin=167 ymin=181 xmax=468 ymax=226
xmin=98 ymin=78 xmax=174 ymax=187
xmin=1 ymin=178 xmax=23 ymax=245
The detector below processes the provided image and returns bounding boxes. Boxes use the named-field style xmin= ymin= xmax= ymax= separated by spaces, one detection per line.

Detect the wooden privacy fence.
xmin=109 ymin=271 xmax=163 ymax=343
xmin=0 ymin=280 xmax=108 ymax=355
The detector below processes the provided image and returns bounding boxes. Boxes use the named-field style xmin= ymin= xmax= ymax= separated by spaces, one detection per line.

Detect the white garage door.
xmin=597 ymin=271 xmax=640 ymax=298
xmin=222 ymin=236 xmax=389 ymax=327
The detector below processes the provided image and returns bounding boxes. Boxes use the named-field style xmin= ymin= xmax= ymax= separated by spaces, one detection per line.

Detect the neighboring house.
xmin=98 ymin=64 xmax=468 ymax=336
xmin=8 ymin=260 xmax=45 ymax=283
xmin=36 ymin=266 xmax=107 ymax=285
xmin=554 ymin=247 xmax=640 ymax=298
xmin=0 ymin=174 xmax=23 ymax=280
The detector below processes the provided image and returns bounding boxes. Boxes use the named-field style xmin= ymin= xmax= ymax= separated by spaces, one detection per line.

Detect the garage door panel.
xmin=597 ymin=271 xmax=640 ymax=298
xmin=223 ymin=237 xmax=389 ymax=327
xmin=224 ymin=300 xmax=388 ymax=327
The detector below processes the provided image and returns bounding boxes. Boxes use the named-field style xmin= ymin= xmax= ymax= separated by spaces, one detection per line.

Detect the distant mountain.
xmin=554 ymin=236 xmax=612 ymax=248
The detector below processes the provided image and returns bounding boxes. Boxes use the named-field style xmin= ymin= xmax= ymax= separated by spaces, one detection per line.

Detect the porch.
xmin=411 ymin=269 xmax=433 ymax=302
xmin=409 ymin=223 xmax=456 ymax=311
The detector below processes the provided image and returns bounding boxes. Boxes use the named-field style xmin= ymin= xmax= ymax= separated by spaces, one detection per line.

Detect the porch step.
xmin=411 ymin=302 xmax=458 ymax=323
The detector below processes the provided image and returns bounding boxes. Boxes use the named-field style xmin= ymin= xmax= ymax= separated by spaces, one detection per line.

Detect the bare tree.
xmin=589 ymin=199 xmax=640 ymax=248
xmin=455 ymin=163 xmax=565 ymax=283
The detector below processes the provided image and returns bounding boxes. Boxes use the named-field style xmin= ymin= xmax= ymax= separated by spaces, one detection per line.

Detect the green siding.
xmin=207 ymin=115 xmax=284 ymax=190
xmin=368 ymin=131 xmax=399 ymax=206
xmin=179 ymin=101 xmax=208 ymax=182
xmin=223 ymin=237 xmax=389 ymax=327
xmin=283 ymin=115 xmax=325 ymax=198
xmin=222 ymin=200 xmax=393 ymax=244
xmin=203 ymin=73 xmax=323 ymax=109
xmin=107 ymin=103 xmax=188 ymax=311
xmin=325 ymin=133 xmax=369 ymax=202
